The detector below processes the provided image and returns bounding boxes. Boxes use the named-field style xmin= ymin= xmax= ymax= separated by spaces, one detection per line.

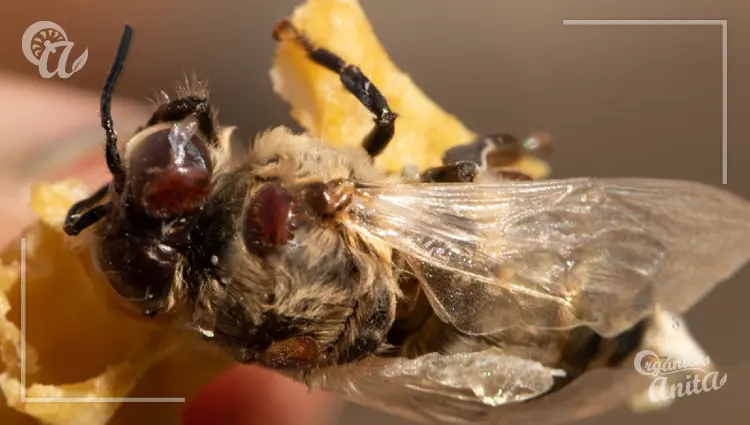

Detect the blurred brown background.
xmin=1 ymin=0 xmax=749 ymax=424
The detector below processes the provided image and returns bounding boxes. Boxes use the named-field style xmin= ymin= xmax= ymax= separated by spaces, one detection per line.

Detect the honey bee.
xmin=63 ymin=22 xmax=750 ymax=425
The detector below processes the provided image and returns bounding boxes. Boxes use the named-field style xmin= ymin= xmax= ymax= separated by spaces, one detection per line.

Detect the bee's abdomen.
xmin=389 ymin=294 xmax=647 ymax=383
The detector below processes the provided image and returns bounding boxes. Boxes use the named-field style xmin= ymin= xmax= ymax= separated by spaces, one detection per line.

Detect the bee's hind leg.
xmin=442 ymin=133 xmax=525 ymax=169
xmin=273 ymin=19 xmax=398 ymax=158
xmin=418 ymin=157 xmax=533 ymax=183
xmin=441 ymin=132 xmax=553 ymax=181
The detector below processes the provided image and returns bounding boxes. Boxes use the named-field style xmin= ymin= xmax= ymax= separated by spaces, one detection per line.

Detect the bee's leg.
xmin=64 ymin=204 xmax=112 ymax=236
xmin=273 ymin=20 xmax=398 ymax=158
xmin=420 ymin=161 xmax=479 ymax=183
xmin=63 ymin=183 xmax=112 ymax=235
xmin=442 ymin=133 xmax=522 ymax=169
xmin=418 ymin=161 xmax=533 ymax=183
xmin=141 ymin=96 xmax=219 ymax=147
xmin=442 ymin=131 xmax=553 ymax=170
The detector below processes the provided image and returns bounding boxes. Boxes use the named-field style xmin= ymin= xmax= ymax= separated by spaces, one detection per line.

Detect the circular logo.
xmin=22 ymin=21 xmax=68 ymax=66
xmin=21 ymin=21 xmax=88 ymax=79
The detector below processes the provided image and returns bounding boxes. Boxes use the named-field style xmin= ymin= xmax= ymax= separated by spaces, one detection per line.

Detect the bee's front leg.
xmin=63 ymin=184 xmax=112 ymax=236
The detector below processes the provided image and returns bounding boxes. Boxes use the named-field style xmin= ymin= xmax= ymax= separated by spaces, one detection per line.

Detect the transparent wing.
xmin=308 ymin=349 xmax=568 ymax=425
xmin=345 ymin=178 xmax=750 ymax=337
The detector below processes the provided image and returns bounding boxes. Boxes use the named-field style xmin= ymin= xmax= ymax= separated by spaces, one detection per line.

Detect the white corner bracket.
xmin=563 ymin=20 xmax=728 ymax=185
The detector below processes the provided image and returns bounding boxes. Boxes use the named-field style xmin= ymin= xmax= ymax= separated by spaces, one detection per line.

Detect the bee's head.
xmin=93 ymin=110 xmax=220 ymax=318
xmin=62 ymin=23 xmax=225 ymax=317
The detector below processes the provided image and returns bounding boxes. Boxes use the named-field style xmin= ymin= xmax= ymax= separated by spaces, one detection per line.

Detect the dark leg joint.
xmin=420 ymin=161 xmax=479 ymax=183
xmin=340 ymin=65 xmax=398 ymax=157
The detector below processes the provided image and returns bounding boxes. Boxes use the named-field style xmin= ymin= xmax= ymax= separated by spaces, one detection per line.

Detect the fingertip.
xmin=182 ymin=364 xmax=339 ymax=425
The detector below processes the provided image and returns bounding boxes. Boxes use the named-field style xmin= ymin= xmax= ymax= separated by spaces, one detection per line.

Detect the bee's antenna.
xmin=102 ymin=24 xmax=133 ymax=193
xmin=62 ymin=24 xmax=133 ymax=237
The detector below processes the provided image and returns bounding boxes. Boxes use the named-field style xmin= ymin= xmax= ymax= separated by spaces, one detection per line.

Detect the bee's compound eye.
xmin=97 ymin=236 xmax=178 ymax=311
xmin=129 ymin=120 xmax=213 ymax=218
xmin=243 ymin=182 xmax=293 ymax=256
